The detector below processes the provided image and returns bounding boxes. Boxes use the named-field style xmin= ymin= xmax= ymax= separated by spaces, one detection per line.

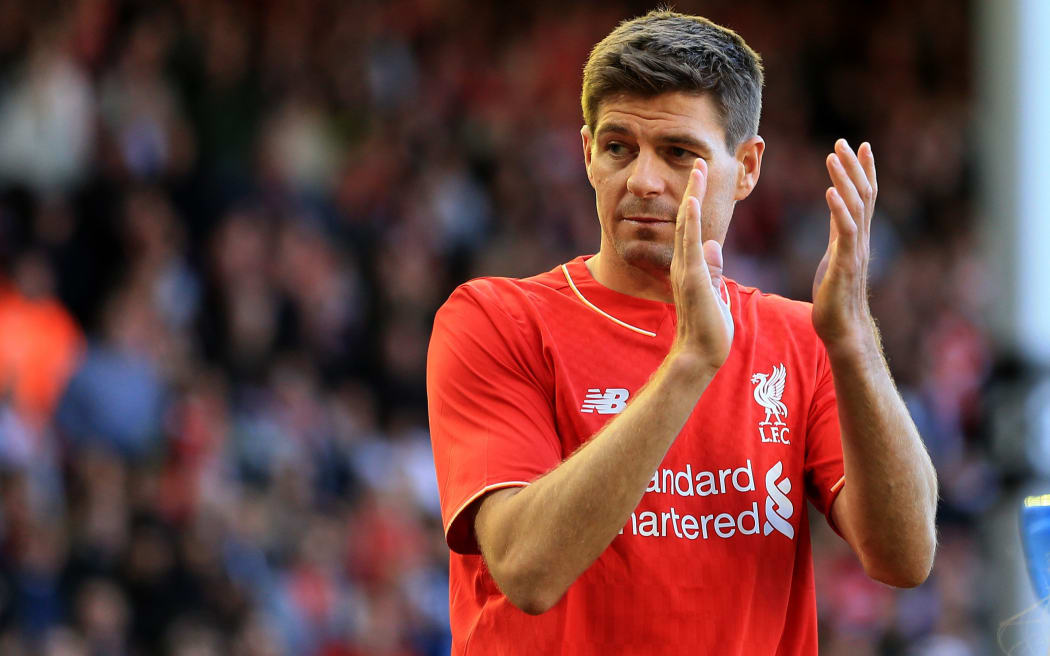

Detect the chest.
xmin=546 ymin=314 xmax=814 ymax=471
xmin=542 ymin=319 xmax=816 ymax=566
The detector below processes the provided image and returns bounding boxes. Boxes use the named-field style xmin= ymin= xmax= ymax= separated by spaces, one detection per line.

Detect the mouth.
xmin=623 ymin=216 xmax=674 ymax=224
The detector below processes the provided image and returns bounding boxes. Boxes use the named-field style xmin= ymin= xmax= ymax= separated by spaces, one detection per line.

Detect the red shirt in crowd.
xmin=427 ymin=256 xmax=846 ymax=655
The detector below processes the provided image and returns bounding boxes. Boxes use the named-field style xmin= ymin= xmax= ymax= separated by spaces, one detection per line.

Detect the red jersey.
xmin=427 ymin=256 xmax=846 ymax=655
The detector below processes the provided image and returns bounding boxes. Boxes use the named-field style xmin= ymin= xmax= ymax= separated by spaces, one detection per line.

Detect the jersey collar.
xmin=560 ymin=256 xmax=734 ymax=338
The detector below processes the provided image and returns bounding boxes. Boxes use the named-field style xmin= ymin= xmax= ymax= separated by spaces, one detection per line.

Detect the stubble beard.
xmin=614 ymin=229 xmax=674 ymax=275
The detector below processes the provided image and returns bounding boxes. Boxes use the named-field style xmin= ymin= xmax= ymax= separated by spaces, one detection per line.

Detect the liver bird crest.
xmin=751 ymin=364 xmax=787 ymax=426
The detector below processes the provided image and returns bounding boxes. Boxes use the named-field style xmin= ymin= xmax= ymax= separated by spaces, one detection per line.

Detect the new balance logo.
xmin=763 ymin=460 xmax=794 ymax=539
xmin=580 ymin=388 xmax=629 ymax=414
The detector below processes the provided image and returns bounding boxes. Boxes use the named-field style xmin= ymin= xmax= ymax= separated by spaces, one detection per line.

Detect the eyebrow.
xmin=594 ymin=122 xmax=716 ymax=155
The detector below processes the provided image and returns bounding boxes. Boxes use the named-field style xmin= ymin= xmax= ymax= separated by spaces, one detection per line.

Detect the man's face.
xmin=582 ymin=91 xmax=762 ymax=275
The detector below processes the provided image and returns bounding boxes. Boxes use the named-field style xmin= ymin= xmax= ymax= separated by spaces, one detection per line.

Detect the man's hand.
xmin=812 ymin=139 xmax=877 ymax=352
xmin=670 ymin=158 xmax=734 ymax=372
xmin=812 ymin=139 xmax=938 ymax=587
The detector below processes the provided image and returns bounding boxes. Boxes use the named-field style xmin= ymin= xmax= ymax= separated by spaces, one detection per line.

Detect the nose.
xmin=625 ymin=149 xmax=665 ymax=198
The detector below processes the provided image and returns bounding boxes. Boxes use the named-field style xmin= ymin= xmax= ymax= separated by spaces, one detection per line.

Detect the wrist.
xmin=665 ymin=346 xmax=722 ymax=387
xmin=823 ymin=321 xmax=883 ymax=366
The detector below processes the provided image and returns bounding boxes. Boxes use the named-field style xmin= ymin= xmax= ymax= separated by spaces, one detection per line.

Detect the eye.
xmin=668 ymin=146 xmax=697 ymax=160
xmin=606 ymin=142 xmax=628 ymax=156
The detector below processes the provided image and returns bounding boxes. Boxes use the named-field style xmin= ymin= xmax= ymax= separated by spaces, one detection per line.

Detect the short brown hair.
xmin=581 ymin=10 xmax=764 ymax=150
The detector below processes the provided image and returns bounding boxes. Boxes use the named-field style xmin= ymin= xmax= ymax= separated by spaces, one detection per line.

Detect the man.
xmin=427 ymin=10 xmax=937 ymax=655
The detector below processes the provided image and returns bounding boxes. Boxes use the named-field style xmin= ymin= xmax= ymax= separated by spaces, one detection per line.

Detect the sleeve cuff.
xmin=825 ymin=475 xmax=847 ymax=538
xmin=444 ymin=481 xmax=531 ymax=554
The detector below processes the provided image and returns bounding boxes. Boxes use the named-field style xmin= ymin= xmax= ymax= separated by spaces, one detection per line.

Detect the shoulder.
xmin=729 ymin=279 xmax=815 ymax=329
xmin=429 ymin=270 xmax=564 ymax=388
xmin=435 ymin=266 xmax=571 ymax=330
xmin=727 ymin=279 xmax=827 ymax=364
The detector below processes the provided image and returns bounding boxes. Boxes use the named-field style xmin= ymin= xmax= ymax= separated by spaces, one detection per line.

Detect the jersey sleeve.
xmin=427 ymin=283 xmax=562 ymax=554
xmin=804 ymin=344 xmax=846 ymax=527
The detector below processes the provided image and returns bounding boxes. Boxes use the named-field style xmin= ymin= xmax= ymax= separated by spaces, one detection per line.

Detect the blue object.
xmin=54 ymin=343 xmax=166 ymax=458
xmin=1021 ymin=494 xmax=1050 ymax=607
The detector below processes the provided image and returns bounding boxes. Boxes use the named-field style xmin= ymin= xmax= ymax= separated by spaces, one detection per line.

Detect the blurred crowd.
xmin=0 ymin=0 xmax=998 ymax=654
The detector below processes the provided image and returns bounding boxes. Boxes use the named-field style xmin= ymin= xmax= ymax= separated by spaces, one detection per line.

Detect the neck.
xmin=585 ymin=250 xmax=674 ymax=303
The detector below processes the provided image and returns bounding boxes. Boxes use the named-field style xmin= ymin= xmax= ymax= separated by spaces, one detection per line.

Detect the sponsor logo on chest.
xmin=750 ymin=363 xmax=791 ymax=445
xmin=621 ymin=459 xmax=796 ymax=541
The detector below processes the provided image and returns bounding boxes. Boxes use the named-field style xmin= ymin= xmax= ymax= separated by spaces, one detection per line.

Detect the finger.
xmin=858 ymin=142 xmax=877 ymax=230
xmin=831 ymin=138 xmax=873 ymax=233
xmin=683 ymin=197 xmax=704 ymax=274
xmin=674 ymin=170 xmax=698 ymax=260
xmin=690 ymin=157 xmax=708 ymax=203
xmin=834 ymin=139 xmax=873 ymax=201
xmin=686 ymin=158 xmax=708 ymax=223
xmin=675 ymin=162 xmax=707 ymax=260
xmin=688 ymin=161 xmax=708 ymax=266
xmin=676 ymin=160 xmax=707 ymax=221
xmin=826 ymin=153 xmax=864 ymax=222
xmin=858 ymin=142 xmax=877 ymax=190
xmin=825 ymin=187 xmax=857 ymax=257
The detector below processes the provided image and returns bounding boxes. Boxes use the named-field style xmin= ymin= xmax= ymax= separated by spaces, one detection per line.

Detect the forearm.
xmin=475 ymin=350 xmax=714 ymax=614
xmin=828 ymin=327 xmax=938 ymax=586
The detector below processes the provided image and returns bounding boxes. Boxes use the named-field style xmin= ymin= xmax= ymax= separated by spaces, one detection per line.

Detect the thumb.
xmin=703 ymin=240 xmax=724 ymax=288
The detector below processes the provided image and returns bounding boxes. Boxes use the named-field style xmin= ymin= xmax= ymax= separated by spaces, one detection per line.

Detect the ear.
xmin=733 ymin=135 xmax=765 ymax=201
xmin=581 ymin=125 xmax=596 ymax=187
